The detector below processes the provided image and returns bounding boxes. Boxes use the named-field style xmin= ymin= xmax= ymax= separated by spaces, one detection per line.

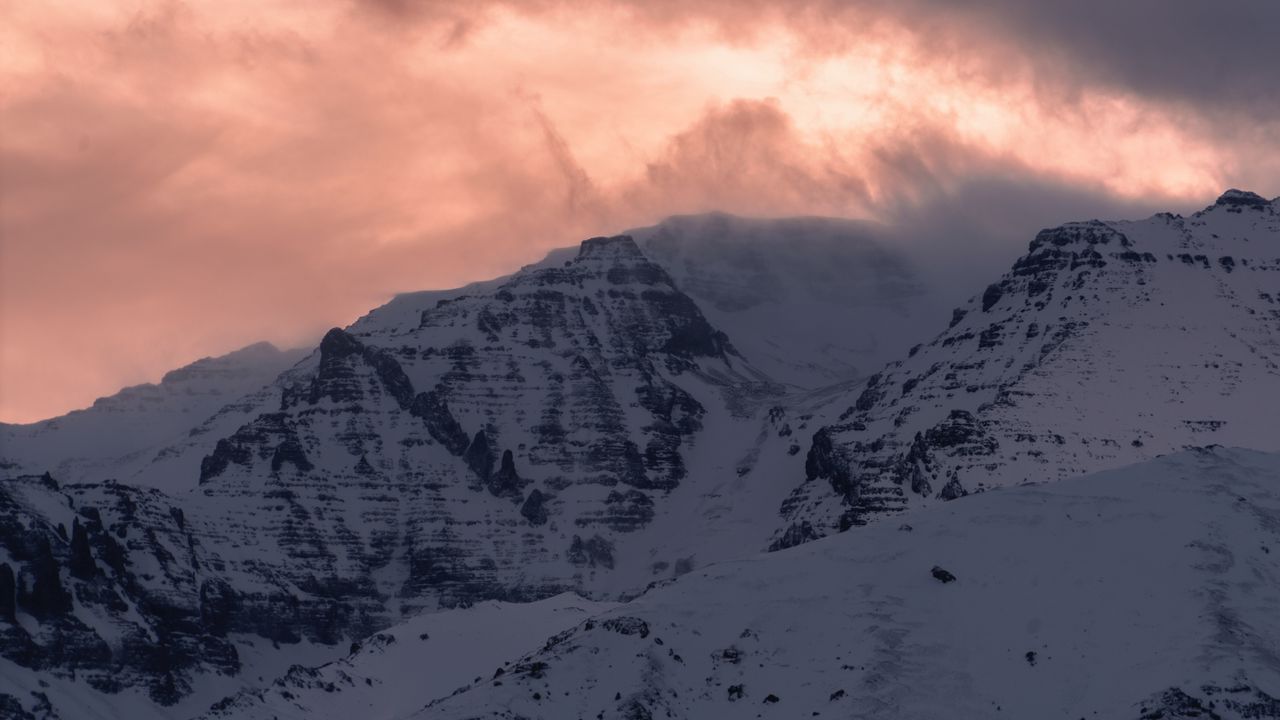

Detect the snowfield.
xmin=199 ymin=593 xmax=618 ymax=720
xmin=424 ymin=447 xmax=1280 ymax=720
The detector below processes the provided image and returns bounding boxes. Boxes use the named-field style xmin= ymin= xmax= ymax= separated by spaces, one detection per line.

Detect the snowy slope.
xmin=0 ymin=343 xmax=306 ymax=490
xmin=632 ymin=212 xmax=952 ymax=389
xmin=198 ymin=593 xmax=618 ymax=720
xmin=778 ymin=190 xmax=1280 ymax=541
xmin=424 ymin=446 xmax=1280 ymax=720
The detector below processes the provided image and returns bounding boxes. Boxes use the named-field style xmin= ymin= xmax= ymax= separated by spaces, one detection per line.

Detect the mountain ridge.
xmin=3 ymin=196 xmax=1279 ymax=718
xmin=0 ymin=342 xmax=307 ymax=489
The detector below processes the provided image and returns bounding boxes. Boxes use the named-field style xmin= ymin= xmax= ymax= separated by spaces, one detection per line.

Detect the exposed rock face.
xmin=1136 ymin=684 xmax=1280 ymax=719
xmin=463 ymin=430 xmax=496 ymax=485
xmin=0 ymin=475 xmax=247 ymax=706
xmin=776 ymin=193 xmax=1280 ymax=540
xmin=767 ymin=519 xmax=818 ymax=552
xmin=567 ymin=534 xmax=615 ymax=570
xmin=520 ymin=489 xmax=549 ymax=525
xmin=1213 ymin=188 xmax=1271 ymax=211
xmin=487 ymin=449 xmax=525 ymax=498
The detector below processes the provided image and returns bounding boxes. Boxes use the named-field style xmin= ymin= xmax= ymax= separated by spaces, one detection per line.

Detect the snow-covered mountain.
xmin=3 ymin=196 xmax=1280 ymax=719
xmin=185 ymin=234 xmax=799 ymax=616
xmin=777 ymin=190 xmax=1280 ymax=543
xmin=0 ymin=231 xmax=819 ymax=716
xmin=420 ymin=446 xmax=1280 ymax=720
xmin=0 ymin=212 xmax=947 ymax=497
xmin=0 ymin=342 xmax=307 ymax=490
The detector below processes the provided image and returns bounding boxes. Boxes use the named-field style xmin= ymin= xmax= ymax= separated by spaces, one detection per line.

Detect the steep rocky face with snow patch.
xmin=0 ymin=473 xmax=243 ymax=708
xmin=776 ymin=191 xmax=1280 ymax=542
xmin=187 ymin=235 xmax=784 ymax=621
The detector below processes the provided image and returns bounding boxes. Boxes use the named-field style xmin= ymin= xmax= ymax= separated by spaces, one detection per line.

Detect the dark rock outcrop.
xmin=567 ymin=535 xmax=615 ymax=570
xmin=768 ymin=521 xmax=819 ymax=552
xmin=520 ymin=490 xmax=549 ymax=526
xmin=464 ymin=431 xmax=495 ymax=482
xmin=409 ymin=390 xmax=470 ymax=455
xmin=0 ymin=476 xmax=244 ymax=704
xmin=487 ymin=450 xmax=525 ymax=498
xmin=1213 ymin=188 xmax=1270 ymax=211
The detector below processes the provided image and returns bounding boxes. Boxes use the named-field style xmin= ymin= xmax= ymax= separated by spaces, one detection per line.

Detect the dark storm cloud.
xmin=899 ymin=0 xmax=1280 ymax=116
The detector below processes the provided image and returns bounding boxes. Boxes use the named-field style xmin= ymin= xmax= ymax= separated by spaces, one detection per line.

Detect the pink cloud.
xmin=1 ymin=0 xmax=1275 ymax=422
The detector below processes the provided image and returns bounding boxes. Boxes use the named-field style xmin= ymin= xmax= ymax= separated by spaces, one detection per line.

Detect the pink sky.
xmin=2 ymin=0 xmax=1278 ymax=423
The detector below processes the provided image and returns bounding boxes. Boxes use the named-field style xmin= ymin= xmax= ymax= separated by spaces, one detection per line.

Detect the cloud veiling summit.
xmin=2 ymin=197 xmax=1280 ymax=719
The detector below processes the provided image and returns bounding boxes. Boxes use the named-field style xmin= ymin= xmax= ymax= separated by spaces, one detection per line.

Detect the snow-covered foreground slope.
xmin=198 ymin=593 xmax=617 ymax=720
xmin=779 ymin=190 xmax=1280 ymax=542
xmin=0 ymin=343 xmax=306 ymax=489
xmin=425 ymin=447 xmax=1280 ymax=720
xmin=632 ymin=212 xmax=953 ymax=389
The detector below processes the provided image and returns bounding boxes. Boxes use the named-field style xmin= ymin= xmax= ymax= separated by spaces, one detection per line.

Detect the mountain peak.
xmin=318 ymin=327 xmax=361 ymax=357
xmin=1026 ymin=220 xmax=1128 ymax=253
xmin=1212 ymin=188 xmax=1270 ymax=209
xmin=230 ymin=340 xmax=282 ymax=355
xmin=576 ymin=234 xmax=644 ymax=260
xmin=566 ymin=233 xmax=674 ymax=287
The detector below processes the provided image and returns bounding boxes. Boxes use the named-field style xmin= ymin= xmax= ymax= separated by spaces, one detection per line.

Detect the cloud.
xmin=881 ymin=0 xmax=1280 ymax=118
xmin=0 ymin=0 xmax=1276 ymax=422
xmin=625 ymin=99 xmax=866 ymax=217
xmin=342 ymin=0 xmax=1280 ymax=116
